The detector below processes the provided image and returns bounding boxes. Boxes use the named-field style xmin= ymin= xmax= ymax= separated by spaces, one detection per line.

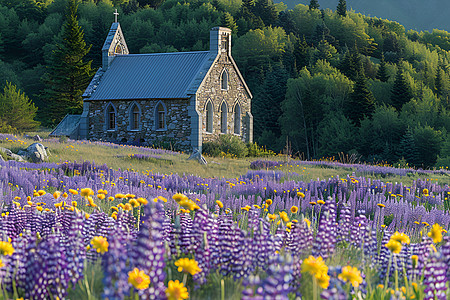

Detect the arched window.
xmin=221 ymin=69 xmax=228 ymax=90
xmin=106 ymin=103 xmax=116 ymax=130
xmin=220 ymin=101 xmax=227 ymax=134
xmin=155 ymin=102 xmax=166 ymax=130
xmin=206 ymin=101 xmax=213 ymax=133
xmin=131 ymin=104 xmax=140 ymax=130
xmin=234 ymin=103 xmax=241 ymax=134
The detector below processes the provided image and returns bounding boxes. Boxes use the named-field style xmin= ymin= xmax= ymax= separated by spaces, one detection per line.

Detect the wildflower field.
xmin=0 ymin=134 xmax=449 ymax=299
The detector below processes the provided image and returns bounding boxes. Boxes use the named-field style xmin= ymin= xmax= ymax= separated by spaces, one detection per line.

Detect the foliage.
xmin=335 ymin=0 xmax=346 ymax=18
xmin=0 ymin=82 xmax=39 ymax=132
xmin=345 ymin=69 xmax=375 ymax=126
xmin=391 ymin=66 xmax=413 ymax=111
xmin=202 ymin=134 xmax=249 ymax=158
xmin=41 ymin=0 xmax=93 ymax=126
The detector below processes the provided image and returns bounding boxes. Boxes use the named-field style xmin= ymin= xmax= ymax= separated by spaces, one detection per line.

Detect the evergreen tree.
xmin=221 ymin=12 xmax=238 ymax=34
xmin=42 ymin=0 xmax=92 ymax=125
xmin=398 ymin=126 xmax=419 ymax=167
xmin=346 ymin=69 xmax=375 ymax=126
xmin=293 ymin=36 xmax=309 ymax=72
xmin=253 ymin=63 xmax=289 ymax=140
xmin=376 ymin=53 xmax=389 ymax=82
xmin=336 ymin=0 xmax=347 ymax=17
xmin=340 ymin=44 xmax=361 ymax=81
xmin=391 ymin=67 xmax=413 ymax=111
xmin=435 ymin=66 xmax=443 ymax=97
xmin=254 ymin=0 xmax=278 ymax=26
xmin=0 ymin=81 xmax=39 ymax=132
xmin=309 ymin=0 xmax=319 ymax=10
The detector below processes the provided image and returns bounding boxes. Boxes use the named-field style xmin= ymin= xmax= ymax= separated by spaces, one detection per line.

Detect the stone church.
xmin=57 ymin=20 xmax=253 ymax=152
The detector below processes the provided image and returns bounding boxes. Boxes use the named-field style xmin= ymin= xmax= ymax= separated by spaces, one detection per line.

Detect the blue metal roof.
xmin=86 ymin=51 xmax=211 ymax=100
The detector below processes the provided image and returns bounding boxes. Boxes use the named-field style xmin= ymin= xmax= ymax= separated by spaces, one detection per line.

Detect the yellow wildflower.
xmin=128 ymin=268 xmax=151 ymax=290
xmin=90 ymin=236 xmax=108 ymax=254
xmin=428 ymin=223 xmax=443 ymax=243
xmin=166 ymin=280 xmax=189 ymax=300
xmin=338 ymin=266 xmax=363 ymax=288
xmin=174 ymin=258 xmax=202 ymax=275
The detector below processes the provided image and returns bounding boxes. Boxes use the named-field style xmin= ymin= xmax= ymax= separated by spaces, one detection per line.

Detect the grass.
xmin=2 ymin=132 xmax=450 ymax=185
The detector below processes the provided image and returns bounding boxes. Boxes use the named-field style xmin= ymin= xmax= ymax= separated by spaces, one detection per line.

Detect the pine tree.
xmin=398 ymin=127 xmax=418 ymax=167
xmin=435 ymin=66 xmax=443 ymax=97
xmin=222 ymin=12 xmax=238 ymax=34
xmin=336 ymin=0 xmax=347 ymax=17
xmin=253 ymin=63 xmax=288 ymax=138
xmin=346 ymin=69 xmax=375 ymax=126
xmin=340 ymin=44 xmax=361 ymax=81
xmin=391 ymin=67 xmax=413 ymax=111
xmin=293 ymin=36 xmax=309 ymax=72
xmin=309 ymin=0 xmax=319 ymax=10
xmin=376 ymin=53 xmax=389 ymax=82
xmin=254 ymin=0 xmax=278 ymax=26
xmin=42 ymin=0 xmax=92 ymax=125
xmin=0 ymin=81 xmax=39 ymax=132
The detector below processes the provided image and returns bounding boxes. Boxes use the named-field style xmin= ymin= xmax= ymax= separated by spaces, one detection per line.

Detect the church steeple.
xmin=102 ymin=9 xmax=129 ymax=71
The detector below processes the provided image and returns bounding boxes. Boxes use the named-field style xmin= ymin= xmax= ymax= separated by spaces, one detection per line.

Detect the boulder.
xmin=18 ymin=143 xmax=48 ymax=163
xmin=32 ymin=135 xmax=42 ymax=142
xmin=0 ymin=147 xmax=26 ymax=162
xmin=188 ymin=149 xmax=207 ymax=165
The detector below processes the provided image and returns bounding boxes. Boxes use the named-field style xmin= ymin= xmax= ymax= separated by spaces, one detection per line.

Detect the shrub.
xmin=202 ymin=140 xmax=221 ymax=157
xmin=247 ymin=142 xmax=276 ymax=157
xmin=202 ymin=134 xmax=248 ymax=158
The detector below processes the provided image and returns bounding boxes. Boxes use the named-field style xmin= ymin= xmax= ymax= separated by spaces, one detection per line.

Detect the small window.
xmin=221 ymin=102 xmax=227 ymax=134
xmin=206 ymin=101 xmax=213 ymax=133
xmin=234 ymin=103 xmax=240 ymax=134
xmin=107 ymin=105 xmax=116 ymax=130
xmin=132 ymin=105 xmax=140 ymax=130
xmin=221 ymin=69 xmax=228 ymax=90
xmin=115 ymin=44 xmax=122 ymax=54
xmin=157 ymin=103 xmax=165 ymax=130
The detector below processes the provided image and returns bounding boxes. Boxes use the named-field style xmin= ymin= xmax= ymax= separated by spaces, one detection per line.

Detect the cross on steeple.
xmin=113 ymin=9 xmax=119 ymax=23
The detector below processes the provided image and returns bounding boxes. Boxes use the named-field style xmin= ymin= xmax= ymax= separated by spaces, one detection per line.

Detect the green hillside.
xmin=280 ymin=0 xmax=450 ymax=32
xmin=3 ymin=0 xmax=450 ymax=168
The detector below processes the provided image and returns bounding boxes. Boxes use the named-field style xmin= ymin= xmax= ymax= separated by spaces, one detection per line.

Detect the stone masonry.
xmin=88 ymin=99 xmax=191 ymax=151
xmin=196 ymin=51 xmax=252 ymax=144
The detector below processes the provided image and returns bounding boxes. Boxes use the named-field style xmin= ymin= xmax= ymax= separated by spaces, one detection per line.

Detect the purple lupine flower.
xmin=26 ymin=233 xmax=69 ymax=299
xmin=131 ymin=202 xmax=166 ymax=299
xmin=65 ymin=210 xmax=87 ymax=286
xmin=312 ymin=203 xmax=337 ymax=260
xmin=286 ymin=219 xmax=313 ymax=257
xmin=242 ymin=274 xmax=264 ymax=300
xmin=423 ymin=252 xmax=448 ymax=300
xmin=337 ymin=204 xmax=352 ymax=243
xmin=260 ymin=254 xmax=294 ymax=299
xmin=102 ymin=226 xmax=132 ymax=300
xmin=441 ymin=236 xmax=450 ymax=279
xmin=179 ymin=213 xmax=194 ymax=254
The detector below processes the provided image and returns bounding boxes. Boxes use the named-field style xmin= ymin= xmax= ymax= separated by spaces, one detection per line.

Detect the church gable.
xmin=101 ymin=14 xmax=129 ymax=71
xmin=194 ymin=27 xmax=253 ymax=143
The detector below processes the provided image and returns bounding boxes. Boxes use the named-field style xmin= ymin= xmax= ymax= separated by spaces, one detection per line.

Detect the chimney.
xmin=210 ymin=27 xmax=232 ymax=56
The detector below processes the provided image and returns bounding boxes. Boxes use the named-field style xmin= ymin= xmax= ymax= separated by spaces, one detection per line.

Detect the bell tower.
xmin=102 ymin=9 xmax=129 ymax=71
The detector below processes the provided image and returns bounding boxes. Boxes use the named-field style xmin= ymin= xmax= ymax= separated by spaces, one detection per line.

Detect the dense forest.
xmin=3 ymin=0 xmax=450 ymax=168
xmin=283 ymin=0 xmax=450 ymax=32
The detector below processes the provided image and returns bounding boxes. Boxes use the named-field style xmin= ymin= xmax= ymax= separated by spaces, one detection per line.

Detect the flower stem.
xmin=182 ymin=273 xmax=187 ymax=286
xmin=385 ymin=253 xmax=392 ymax=289
xmin=313 ymin=276 xmax=318 ymax=300
xmin=221 ymin=278 xmax=225 ymax=300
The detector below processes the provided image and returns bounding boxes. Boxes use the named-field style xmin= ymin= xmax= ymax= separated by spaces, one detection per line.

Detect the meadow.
xmin=0 ymin=133 xmax=449 ymax=299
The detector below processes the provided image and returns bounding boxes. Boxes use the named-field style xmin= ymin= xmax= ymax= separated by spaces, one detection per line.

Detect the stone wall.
xmin=87 ymin=99 xmax=191 ymax=151
xmin=196 ymin=51 xmax=252 ymax=143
